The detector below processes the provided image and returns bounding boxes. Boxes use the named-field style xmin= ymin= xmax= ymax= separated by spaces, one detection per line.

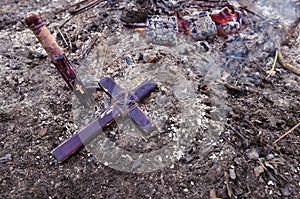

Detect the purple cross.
xmin=52 ymin=77 xmax=157 ymax=162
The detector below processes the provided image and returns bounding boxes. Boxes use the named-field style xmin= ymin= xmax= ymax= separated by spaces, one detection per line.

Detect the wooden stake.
xmin=25 ymin=12 xmax=94 ymax=107
xmin=25 ymin=13 xmax=63 ymax=60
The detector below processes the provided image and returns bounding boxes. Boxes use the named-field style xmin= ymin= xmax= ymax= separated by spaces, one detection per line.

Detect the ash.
xmin=71 ymin=22 xmax=226 ymax=172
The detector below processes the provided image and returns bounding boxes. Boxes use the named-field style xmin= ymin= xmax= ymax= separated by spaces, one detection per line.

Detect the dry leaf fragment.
xmin=38 ymin=128 xmax=47 ymax=137
xmin=254 ymin=165 xmax=265 ymax=177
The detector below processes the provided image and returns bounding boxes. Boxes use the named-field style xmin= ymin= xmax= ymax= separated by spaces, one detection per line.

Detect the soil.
xmin=0 ymin=0 xmax=299 ymax=198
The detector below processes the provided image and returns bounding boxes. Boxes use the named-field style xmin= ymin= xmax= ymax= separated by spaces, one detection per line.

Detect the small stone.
xmin=280 ymin=187 xmax=291 ymax=196
xmin=132 ymin=157 xmax=142 ymax=170
xmin=254 ymin=165 xmax=264 ymax=177
xmin=247 ymin=148 xmax=259 ymax=160
xmin=18 ymin=77 xmax=25 ymax=85
xmin=229 ymin=168 xmax=236 ymax=180
xmin=87 ymin=156 xmax=96 ymax=163
xmin=184 ymin=155 xmax=194 ymax=163
xmin=142 ymin=52 xmax=159 ymax=63
xmin=183 ymin=188 xmax=189 ymax=193
xmin=125 ymin=54 xmax=135 ymax=65
xmin=107 ymin=68 xmax=114 ymax=74
xmin=266 ymin=154 xmax=275 ymax=160
xmin=234 ymin=186 xmax=244 ymax=196
xmin=38 ymin=128 xmax=47 ymax=137
xmin=267 ymin=180 xmax=275 ymax=186
xmin=155 ymin=93 xmax=167 ymax=107
xmin=107 ymin=36 xmax=120 ymax=46
xmin=265 ymin=162 xmax=274 ymax=170
xmin=155 ymin=155 xmax=162 ymax=162
xmin=0 ymin=154 xmax=12 ymax=163
xmin=196 ymin=41 xmax=210 ymax=53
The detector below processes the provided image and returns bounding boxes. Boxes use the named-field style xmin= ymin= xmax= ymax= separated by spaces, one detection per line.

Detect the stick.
xmin=273 ymin=121 xmax=300 ymax=145
xmin=68 ymin=0 xmax=101 ymax=15
xmin=275 ymin=39 xmax=300 ymax=76
xmin=224 ymin=82 xmax=244 ymax=92
xmin=224 ymin=82 xmax=258 ymax=93
xmin=54 ymin=0 xmax=89 ymax=14
xmin=56 ymin=27 xmax=71 ymax=51
xmin=266 ymin=48 xmax=278 ymax=79
xmin=282 ymin=14 xmax=300 ymax=45
xmin=240 ymin=7 xmax=264 ymax=20
xmin=224 ymin=171 xmax=233 ymax=198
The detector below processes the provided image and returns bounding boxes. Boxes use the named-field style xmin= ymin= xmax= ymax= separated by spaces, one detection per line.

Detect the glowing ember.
xmin=210 ymin=7 xmax=242 ymax=37
xmin=134 ymin=27 xmax=146 ymax=32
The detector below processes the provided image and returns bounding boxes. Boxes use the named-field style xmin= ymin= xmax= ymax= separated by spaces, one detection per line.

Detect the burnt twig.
xmin=54 ymin=0 xmax=90 ymax=15
xmin=239 ymin=7 xmax=264 ymax=20
xmin=275 ymin=39 xmax=300 ymax=76
xmin=56 ymin=27 xmax=71 ymax=51
xmin=77 ymin=34 xmax=99 ymax=60
xmin=282 ymin=14 xmax=300 ymax=46
xmin=224 ymin=171 xmax=233 ymax=198
xmin=273 ymin=121 xmax=300 ymax=145
xmin=225 ymin=82 xmax=259 ymax=94
xmin=68 ymin=0 xmax=102 ymax=15
xmin=229 ymin=125 xmax=249 ymax=147
xmin=225 ymin=82 xmax=245 ymax=93
xmin=59 ymin=15 xmax=75 ymax=29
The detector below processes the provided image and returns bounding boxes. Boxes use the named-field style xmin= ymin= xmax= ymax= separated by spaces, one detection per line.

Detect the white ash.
xmin=71 ymin=24 xmax=226 ymax=173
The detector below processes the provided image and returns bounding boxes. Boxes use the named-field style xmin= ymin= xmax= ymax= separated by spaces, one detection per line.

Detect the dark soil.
xmin=1 ymin=0 xmax=299 ymax=198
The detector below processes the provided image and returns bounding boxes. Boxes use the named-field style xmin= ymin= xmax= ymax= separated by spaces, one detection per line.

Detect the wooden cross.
xmin=52 ymin=77 xmax=157 ymax=162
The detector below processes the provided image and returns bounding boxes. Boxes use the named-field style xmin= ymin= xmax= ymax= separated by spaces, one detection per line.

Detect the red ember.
xmin=210 ymin=7 xmax=242 ymax=37
xmin=210 ymin=7 xmax=242 ymax=26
